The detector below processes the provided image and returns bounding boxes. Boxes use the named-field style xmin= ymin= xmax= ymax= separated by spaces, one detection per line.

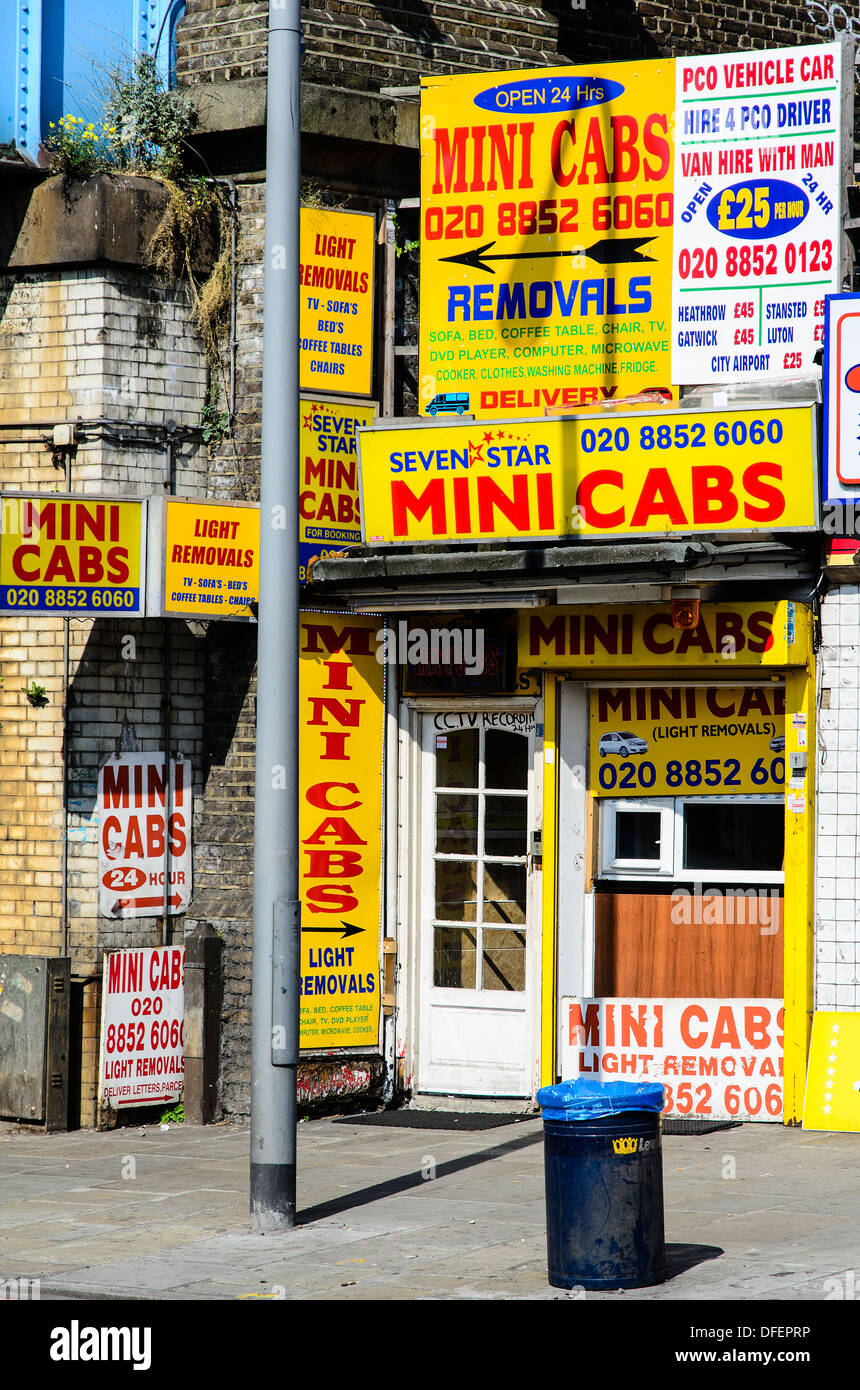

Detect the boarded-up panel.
xmin=594 ymin=891 xmax=783 ymax=998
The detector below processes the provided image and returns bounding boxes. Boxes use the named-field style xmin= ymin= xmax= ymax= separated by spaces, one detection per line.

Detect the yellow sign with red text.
xmin=300 ymin=397 xmax=376 ymax=582
xmin=163 ymin=499 xmax=259 ymax=618
xmin=300 ymin=208 xmax=375 ymax=397
xmin=420 ymin=60 xmax=676 ymax=418
xmin=589 ymin=685 xmax=785 ymax=796
xmin=299 ymin=613 xmax=383 ymax=1050
xmin=359 ymin=405 xmax=817 ymax=544
xmin=0 ymin=495 xmax=144 ymax=615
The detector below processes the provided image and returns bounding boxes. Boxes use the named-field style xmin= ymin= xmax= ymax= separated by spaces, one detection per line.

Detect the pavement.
xmin=1 ymin=1112 xmax=860 ymax=1304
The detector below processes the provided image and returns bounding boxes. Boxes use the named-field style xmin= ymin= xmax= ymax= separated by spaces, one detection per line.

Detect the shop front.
xmin=528 ymin=600 xmax=814 ymax=1124
xmin=310 ymin=399 xmax=820 ymax=1122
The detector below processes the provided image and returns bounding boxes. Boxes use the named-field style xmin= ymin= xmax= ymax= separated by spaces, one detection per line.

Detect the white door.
xmin=416 ymin=713 xmax=539 ymax=1096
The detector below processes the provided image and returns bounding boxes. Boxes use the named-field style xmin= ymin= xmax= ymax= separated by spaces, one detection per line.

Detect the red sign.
xmin=98 ymin=947 xmax=185 ymax=1109
xmin=98 ymin=754 xmax=192 ymax=918
xmin=561 ymin=997 xmax=783 ymax=1122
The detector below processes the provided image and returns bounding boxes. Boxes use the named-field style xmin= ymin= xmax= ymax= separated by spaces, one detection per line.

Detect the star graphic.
xmin=468 ymin=442 xmax=484 ymax=465
xmin=302 ymin=411 xmax=314 ymax=430
xmin=823 ymin=1105 xmax=832 ymax=1114
xmin=483 ymin=431 xmax=494 ymax=444
xmin=831 ymin=1024 xmax=841 ymax=1035
xmin=496 ymin=429 xmax=505 ymax=439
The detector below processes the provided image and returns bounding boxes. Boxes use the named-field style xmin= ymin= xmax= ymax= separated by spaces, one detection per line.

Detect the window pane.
xmin=436 ymin=793 xmax=478 ymax=854
xmin=483 ymin=862 xmax=526 ymax=925
xmin=485 ymin=729 xmax=528 ymax=789
xmin=481 ymin=929 xmax=526 ymax=991
xmin=683 ymin=803 xmax=784 ymax=872
xmin=435 ymin=859 xmax=478 ymax=922
xmin=615 ymin=810 xmax=662 ymax=861
xmin=435 ymin=731 xmax=479 ymax=788
xmin=484 ymin=794 xmax=527 ymax=857
xmin=434 ymin=927 xmax=477 ymax=988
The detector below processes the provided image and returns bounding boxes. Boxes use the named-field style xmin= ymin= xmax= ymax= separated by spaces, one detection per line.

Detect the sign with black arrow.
xmin=440 ymin=237 xmax=656 ymax=276
xmin=419 ymin=60 xmax=677 ymax=418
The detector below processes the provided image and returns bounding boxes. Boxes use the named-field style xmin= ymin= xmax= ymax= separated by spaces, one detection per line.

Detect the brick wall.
xmin=816 ymin=585 xmax=860 ymax=1010
xmin=177 ymin=0 xmax=824 ymax=90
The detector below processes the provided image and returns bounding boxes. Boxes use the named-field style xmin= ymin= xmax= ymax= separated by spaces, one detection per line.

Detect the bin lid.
xmin=536 ymin=1078 xmax=665 ymax=1120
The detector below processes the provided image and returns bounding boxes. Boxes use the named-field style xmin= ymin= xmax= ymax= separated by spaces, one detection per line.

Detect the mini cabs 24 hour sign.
xmin=358 ymin=403 xmax=817 ymax=543
xmin=420 ymin=59 xmax=676 ymax=418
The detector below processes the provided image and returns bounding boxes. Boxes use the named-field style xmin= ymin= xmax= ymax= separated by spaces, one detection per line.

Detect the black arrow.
xmin=439 ymin=237 xmax=656 ymax=276
xmin=301 ymin=921 xmax=364 ymax=938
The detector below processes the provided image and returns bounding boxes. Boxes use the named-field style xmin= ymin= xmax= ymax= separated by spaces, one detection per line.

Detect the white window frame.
xmin=599 ymin=798 xmax=675 ymax=877
xmin=599 ymin=794 xmax=784 ymax=884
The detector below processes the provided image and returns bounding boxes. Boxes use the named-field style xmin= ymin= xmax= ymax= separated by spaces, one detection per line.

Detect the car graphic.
xmin=769 ymin=734 xmax=785 ymax=753
xmin=426 ymin=392 xmax=469 ymax=417
xmin=598 ymin=731 xmax=649 ymax=757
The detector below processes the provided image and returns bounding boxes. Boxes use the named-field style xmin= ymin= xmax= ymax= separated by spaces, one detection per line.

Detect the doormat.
xmin=662 ymin=1119 xmax=742 ymax=1136
xmin=333 ymin=1110 xmax=539 ymax=1131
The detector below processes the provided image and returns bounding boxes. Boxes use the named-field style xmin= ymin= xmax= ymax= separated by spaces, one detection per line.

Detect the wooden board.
xmin=593 ymin=890 xmax=783 ymax=998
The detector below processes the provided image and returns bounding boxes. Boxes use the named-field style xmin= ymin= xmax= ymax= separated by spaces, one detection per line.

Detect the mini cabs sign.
xmin=300 ymin=397 xmax=376 ymax=581
xmin=0 ymin=495 xmax=145 ymax=615
xmin=98 ymin=754 xmax=192 ymax=919
xmin=420 ymin=59 xmax=676 ymax=418
xmin=300 ymin=208 xmax=376 ymax=397
xmin=299 ymin=613 xmax=383 ymax=1049
xmin=589 ymin=684 xmax=785 ymax=796
xmin=358 ymin=403 xmax=818 ymax=544
xmin=99 ymin=946 xmax=185 ymax=1109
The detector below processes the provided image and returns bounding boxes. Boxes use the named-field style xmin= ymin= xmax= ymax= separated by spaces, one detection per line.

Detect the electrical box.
xmin=0 ymin=955 xmax=70 ymax=1131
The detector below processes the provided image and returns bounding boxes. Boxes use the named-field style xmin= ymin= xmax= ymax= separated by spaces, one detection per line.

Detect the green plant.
xmin=44 ymin=114 xmax=115 ymax=180
xmin=104 ymin=52 xmax=198 ymax=179
xmin=201 ymin=385 xmax=229 ymax=448
xmin=24 ymin=682 xmax=48 ymax=708
xmin=160 ymin=1102 xmax=184 ymax=1125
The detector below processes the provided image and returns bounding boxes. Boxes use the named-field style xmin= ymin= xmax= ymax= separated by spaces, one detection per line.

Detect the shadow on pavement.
xmin=665 ymin=1242 xmax=724 ymax=1278
xmin=297 ymin=1124 xmax=545 ymax=1225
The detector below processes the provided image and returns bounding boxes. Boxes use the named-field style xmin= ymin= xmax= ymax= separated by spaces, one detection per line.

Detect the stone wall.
xmin=177 ymin=0 xmax=824 ymax=90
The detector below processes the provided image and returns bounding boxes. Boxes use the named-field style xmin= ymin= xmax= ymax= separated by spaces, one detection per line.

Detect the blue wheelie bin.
xmin=536 ymin=1078 xmax=666 ymax=1290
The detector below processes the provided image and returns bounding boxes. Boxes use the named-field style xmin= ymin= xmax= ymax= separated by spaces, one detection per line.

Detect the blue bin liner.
xmin=537 ymin=1078 xmax=665 ymax=1121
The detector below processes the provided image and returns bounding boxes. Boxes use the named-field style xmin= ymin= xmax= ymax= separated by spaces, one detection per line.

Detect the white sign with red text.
xmin=98 ymin=754 xmax=191 ymax=918
xmin=672 ymin=42 xmax=841 ymax=385
xmin=561 ymin=997 xmax=783 ymax=1122
xmin=98 ymin=946 xmax=185 ymax=1109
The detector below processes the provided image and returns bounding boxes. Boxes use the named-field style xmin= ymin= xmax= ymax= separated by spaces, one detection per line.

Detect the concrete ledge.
xmin=190 ymin=77 xmax=419 ymax=150
xmin=0 ymin=174 xmax=179 ymax=272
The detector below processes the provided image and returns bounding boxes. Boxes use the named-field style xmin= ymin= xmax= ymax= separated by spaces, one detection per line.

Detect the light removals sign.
xmin=672 ymin=42 xmax=841 ymax=385
xmin=300 ymin=397 xmax=376 ymax=582
xmin=822 ymin=292 xmax=860 ymax=506
xmin=99 ymin=946 xmax=184 ymax=1109
xmin=0 ymin=495 xmax=145 ymax=615
xmin=299 ymin=613 xmax=383 ymax=1050
xmin=590 ymin=685 xmax=785 ymax=797
xmin=300 ymin=208 xmax=376 ymax=397
xmin=359 ymin=404 xmax=817 ymax=544
xmin=98 ymin=754 xmax=191 ymax=919
xmin=162 ymin=498 xmax=259 ymax=618
xmin=561 ymin=997 xmax=783 ymax=1122
xmin=420 ymin=60 xmax=676 ymax=419
xmin=519 ymin=601 xmax=809 ymax=670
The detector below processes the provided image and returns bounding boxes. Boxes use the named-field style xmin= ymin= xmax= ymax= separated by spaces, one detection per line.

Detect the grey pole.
xmin=250 ymin=0 xmax=302 ymax=1233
